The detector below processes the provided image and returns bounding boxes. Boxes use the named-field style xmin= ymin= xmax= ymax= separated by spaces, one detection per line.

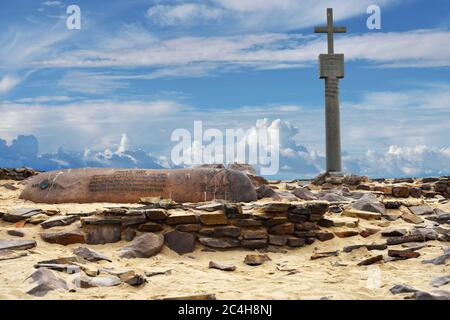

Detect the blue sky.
xmin=0 ymin=0 xmax=450 ymax=178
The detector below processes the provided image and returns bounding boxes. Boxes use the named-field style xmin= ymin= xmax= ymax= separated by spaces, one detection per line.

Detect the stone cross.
xmin=314 ymin=8 xmax=346 ymax=173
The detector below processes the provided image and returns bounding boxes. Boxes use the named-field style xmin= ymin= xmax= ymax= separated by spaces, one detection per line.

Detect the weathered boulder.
xmin=118 ymin=233 xmax=164 ymax=258
xmin=20 ymin=168 xmax=257 ymax=203
xmin=164 ymin=230 xmax=196 ymax=254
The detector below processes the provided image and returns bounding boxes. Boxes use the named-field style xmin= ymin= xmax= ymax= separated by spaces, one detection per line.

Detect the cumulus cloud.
xmin=2 ymin=121 xmax=449 ymax=178
xmin=0 ymin=134 xmax=164 ymax=171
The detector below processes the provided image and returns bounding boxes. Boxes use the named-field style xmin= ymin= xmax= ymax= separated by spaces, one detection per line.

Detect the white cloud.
xmin=147 ymin=0 xmax=397 ymax=31
xmin=14 ymin=96 xmax=72 ymax=103
xmin=0 ymin=74 xmax=20 ymax=94
xmin=41 ymin=1 xmax=63 ymax=7
xmin=57 ymin=71 xmax=130 ymax=94
xmin=34 ymin=28 xmax=450 ymax=73
xmin=147 ymin=3 xmax=226 ymax=25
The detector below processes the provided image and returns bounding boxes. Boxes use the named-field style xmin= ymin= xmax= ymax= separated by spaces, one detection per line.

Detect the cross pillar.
xmin=314 ymin=8 xmax=347 ymax=173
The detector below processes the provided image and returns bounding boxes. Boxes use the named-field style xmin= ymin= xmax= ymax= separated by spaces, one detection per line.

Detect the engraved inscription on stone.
xmin=319 ymin=54 xmax=344 ymax=79
xmin=88 ymin=171 xmax=168 ymax=193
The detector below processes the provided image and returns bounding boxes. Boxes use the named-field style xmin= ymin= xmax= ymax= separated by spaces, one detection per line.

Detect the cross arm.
xmin=314 ymin=26 xmax=347 ymax=33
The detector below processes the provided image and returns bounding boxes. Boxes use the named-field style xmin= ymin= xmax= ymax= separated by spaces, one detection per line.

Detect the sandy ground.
xmin=0 ymin=180 xmax=449 ymax=300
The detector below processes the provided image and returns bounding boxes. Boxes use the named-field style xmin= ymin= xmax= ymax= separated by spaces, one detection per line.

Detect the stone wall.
xmin=312 ymin=174 xmax=450 ymax=199
xmin=40 ymin=199 xmax=332 ymax=253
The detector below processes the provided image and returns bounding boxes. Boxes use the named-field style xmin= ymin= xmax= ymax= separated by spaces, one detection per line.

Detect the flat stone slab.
xmin=0 ymin=239 xmax=37 ymax=251
xmin=20 ymin=168 xmax=257 ymax=203
xmin=3 ymin=208 xmax=43 ymax=222
xmin=40 ymin=215 xmax=79 ymax=229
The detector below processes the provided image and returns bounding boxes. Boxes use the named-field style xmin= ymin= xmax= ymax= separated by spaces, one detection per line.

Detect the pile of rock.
xmin=310 ymin=173 xmax=450 ymax=199
xmin=28 ymin=198 xmax=332 ymax=253
xmin=0 ymin=167 xmax=40 ymax=181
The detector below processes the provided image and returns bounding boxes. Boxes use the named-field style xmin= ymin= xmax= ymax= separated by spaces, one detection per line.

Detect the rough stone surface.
xmin=392 ymin=186 xmax=410 ymax=198
xmin=357 ymin=255 xmax=383 ymax=266
xmin=77 ymin=275 xmax=121 ymax=288
xmin=166 ymin=212 xmax=198 ymax=225
xmin=343 ymin=209 xmax=381 ymax=220
xmin=198 ymin=211 xmax=228 ymax=225
xmin=287 ymin=237 xmax=306 ymax=247
xmin=40 ymin=230 xmax=85 ymax=245
xmin=268 ymin=234 xmax=288 ymax=246
xmin=164 ymin=230 xmax=196 ymax=254
xmin=198 ymin=237 xmax=240 ymax=249
xmin=209 ymin=261 xmax=236 ymax=271
xmin=244 ymin=254 xmax=271 ymax=266
xmin=40 ymin=215 xmax=79 ymax=229
xmin=200 ymin=226 xmax=241 ymax=238
xmin=293 ymin=187 xmax=317 ymax=200
xmin=138 ymin=222 xmax=163 ymax=232
xmin=6 ymin=229 xmax=25 ymax=237
xmin=390 ymin=284 xmax=418 ymax=294
xmin=0 ymin=239 xmax=36 ymax=251
xmin=118 ymin=233 xmax=164 ymax=258
xmin=381 ymin=228 xmax=408 ymax=237
xmin=269 ymin=223 xmax=295 ymax=235
xmin=26 ymin=268 xmax=68 ymax=297
xmin=73 ymin=247 xmax=112 ymax=262
xmin=241 ymin=239 xmax=268 ymax=249
xmin=352 ymin=196 xmax=385 ymax=215
xmin=3 ymin=208 xmax=43 ymax=222
xmin=409 ymin=205 xmax=434 ymax=216
xmin=82 ymin=218 xmax=122 ymax=245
